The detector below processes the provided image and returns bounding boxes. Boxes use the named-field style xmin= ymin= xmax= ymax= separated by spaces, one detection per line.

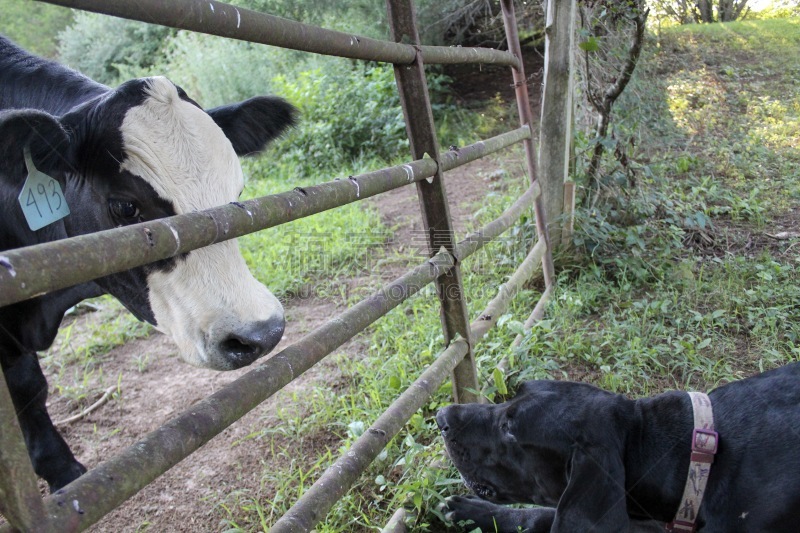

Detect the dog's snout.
xmin=436 ymin=408 xmax=452 ymax=435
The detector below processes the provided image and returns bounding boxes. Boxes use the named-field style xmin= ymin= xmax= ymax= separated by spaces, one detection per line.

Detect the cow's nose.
xmin=219 ymin=316 xmax=285 ymax=369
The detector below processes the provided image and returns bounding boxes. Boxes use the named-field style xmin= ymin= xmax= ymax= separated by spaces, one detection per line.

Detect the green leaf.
xmin=579 ymin=36 xmax=600 ymax=52
xmin=492 ymin=368 xmax=508 ymax=395
xmin=388 ymin=375 xmax=402 ymax=390
xmin=413 ymin=492 xmax=423 ymax=509
xmin=506 ymin=320 xmax=526 ymax=336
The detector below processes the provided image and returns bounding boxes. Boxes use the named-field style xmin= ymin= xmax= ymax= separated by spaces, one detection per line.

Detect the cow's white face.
xmin=117 ymin=77 xmax=285 ymax=370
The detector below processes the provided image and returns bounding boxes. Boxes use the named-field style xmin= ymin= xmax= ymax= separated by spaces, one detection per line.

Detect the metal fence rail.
xmin=272 ymin=240 xmax=547 ymax=533
xmin=0 ymin=0 xmax=560 ymax=530
xmin=38 ymin=0 xmax=520 ymax=68
xmin=0 ymin=126 xmax=531 ymax=308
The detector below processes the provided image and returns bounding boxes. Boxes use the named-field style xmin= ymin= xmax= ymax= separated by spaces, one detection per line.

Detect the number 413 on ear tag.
xmin=18 ymin=145 xmax=70 ymax=231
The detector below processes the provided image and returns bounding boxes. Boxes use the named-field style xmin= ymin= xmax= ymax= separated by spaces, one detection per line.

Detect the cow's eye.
xmin=109 ymin=199 xmax=141 ymax=221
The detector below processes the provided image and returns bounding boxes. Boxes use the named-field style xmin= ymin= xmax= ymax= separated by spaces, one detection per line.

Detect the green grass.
xmin=548 ymin=18 xmax=800 ymax=396
xmin=214 ymin=162 xmax=536 ymax=532
xmin=644 ymin=18 xmax=800 ymax=209
xmin=41 ymin=296 xmax=151 ymax=407
xmin=238 ymin=156 xmax=389 ymax=300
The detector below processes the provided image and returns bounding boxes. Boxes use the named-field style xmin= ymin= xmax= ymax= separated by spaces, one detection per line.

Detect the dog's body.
xmin=437 ymin=362 xmax=800 ymax=532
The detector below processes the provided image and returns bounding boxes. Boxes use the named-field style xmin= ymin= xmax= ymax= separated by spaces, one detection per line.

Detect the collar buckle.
xmin=691 ymin=428 xmax=718 ymax=463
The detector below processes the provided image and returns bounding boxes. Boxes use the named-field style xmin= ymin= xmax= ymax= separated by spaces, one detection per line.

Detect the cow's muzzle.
xmin=217 ymin=315 xmax=285 ymax=369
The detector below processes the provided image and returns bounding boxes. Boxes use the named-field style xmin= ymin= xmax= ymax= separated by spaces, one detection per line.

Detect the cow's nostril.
xmin=220 ymin=336 xmax=259 ymax=357
xmin=219 ymin=316 xmax=285 ymax=369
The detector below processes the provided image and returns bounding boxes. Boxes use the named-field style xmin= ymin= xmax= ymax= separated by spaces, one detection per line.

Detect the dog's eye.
xmin=500 ymin=419 xmax=517 ymax=441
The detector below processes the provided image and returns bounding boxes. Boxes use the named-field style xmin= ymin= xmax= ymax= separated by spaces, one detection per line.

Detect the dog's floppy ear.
xmin=552 ymin=442 xmax=629 ymax=532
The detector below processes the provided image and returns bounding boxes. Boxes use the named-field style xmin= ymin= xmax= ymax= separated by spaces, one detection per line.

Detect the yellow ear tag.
xmin=18 ymin=145 xmax=70 ymax=231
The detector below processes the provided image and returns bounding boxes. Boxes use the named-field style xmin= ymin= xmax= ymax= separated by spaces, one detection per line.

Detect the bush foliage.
xmin=53 ymin=3 xmax=489 ymax=176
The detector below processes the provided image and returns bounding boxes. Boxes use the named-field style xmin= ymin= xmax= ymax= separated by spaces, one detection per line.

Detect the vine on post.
xmin=576 ymin=0 xmax=649 ymax=207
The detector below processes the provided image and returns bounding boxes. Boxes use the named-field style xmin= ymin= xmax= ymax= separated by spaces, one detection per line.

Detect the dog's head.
xmin=437 ymin=380 xmax=633 ymax=528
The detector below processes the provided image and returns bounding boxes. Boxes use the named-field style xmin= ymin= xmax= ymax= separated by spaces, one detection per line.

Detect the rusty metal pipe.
xmin=35 ymin=0 xmax=518 ymax=68
xmin=0 ymin=171 xmax=536 ymax=532
xmin=381 ymin=508 xmax=408 ymax=533
xmin=270 ymin=337 xmax=469 ymax=533
xmin=387 ymin=0 xmax=479 ymax=405
xmin=0 ymin=366 xmax=52 ymax=533
xmin=500 ymin=0 xmax=556 ymax=289
xmin=0 ymin=158 xmax=535 ymax=532
xmin=453 ymin=181 xmax=540 ymax=262
xmin=471 ymin=239 xmax=546 ymax=340
xmin=439 ymin=126 xmax=530 ymax=172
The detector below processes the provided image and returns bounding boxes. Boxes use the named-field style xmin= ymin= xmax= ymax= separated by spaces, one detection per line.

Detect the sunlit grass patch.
xmin=238 ymin=157 xmax=390 ymax=299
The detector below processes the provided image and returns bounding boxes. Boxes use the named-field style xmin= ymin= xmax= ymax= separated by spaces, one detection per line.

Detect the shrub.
xmin=271 ymin=64 xmax=408 ymax=172
xmin=57 ymin=12 xmax=172 ymax=85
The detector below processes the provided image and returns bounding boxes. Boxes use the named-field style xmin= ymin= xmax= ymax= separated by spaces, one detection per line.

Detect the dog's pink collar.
xmin=666 ymin=391 xmax=719 ymax=533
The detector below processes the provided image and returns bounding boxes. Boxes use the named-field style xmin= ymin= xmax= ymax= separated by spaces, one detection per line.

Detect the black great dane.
xmin=0 ymin=36 xmax=295 ymax=491
xmin=437 ymin=363 xmax=800 ymax=532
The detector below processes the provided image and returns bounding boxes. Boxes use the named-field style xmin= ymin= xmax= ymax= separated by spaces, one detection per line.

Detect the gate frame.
xmin=0 ymin=0 xmax=574 ymax=530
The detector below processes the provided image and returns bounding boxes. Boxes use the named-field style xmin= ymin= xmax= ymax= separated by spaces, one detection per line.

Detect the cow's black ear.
xmin=551 ymin=442 xmax=630 ymax=532
xmin=206 ymin=96 xmax=297 ymax=157
xmin=0 ymin=109 xmax=71 ymax=180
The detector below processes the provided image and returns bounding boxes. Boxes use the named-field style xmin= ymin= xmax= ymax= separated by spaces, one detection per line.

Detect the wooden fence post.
xmin=538 ymin=0 xmax=576 ymax=247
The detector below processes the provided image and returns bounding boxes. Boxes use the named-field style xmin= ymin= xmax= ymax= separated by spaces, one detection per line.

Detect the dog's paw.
xmin=443 ymin=495 xmax=500 ymax=524
xmin=48 ymin=459 xmax=87 ymax=493
xmin=443 ymin=495 xmax=555 ymax=533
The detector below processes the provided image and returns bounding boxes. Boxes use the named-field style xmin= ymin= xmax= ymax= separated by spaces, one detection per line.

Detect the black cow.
xmin=0 ymin=35 xmax=295 ymax=491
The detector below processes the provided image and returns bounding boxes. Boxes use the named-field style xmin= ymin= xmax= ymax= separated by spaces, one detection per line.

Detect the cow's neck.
xmin=624 ymin=392 xmax=694 ymax=522
xmin=0 ymin=36 xmax=107 ymax=115
xmin=0 ymin=282 xmax=103 ymax=354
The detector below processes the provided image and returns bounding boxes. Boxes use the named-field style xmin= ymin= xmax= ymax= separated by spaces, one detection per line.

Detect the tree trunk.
xmin=732 ymin=0 xmax=750 ymax=20
xmin=584 ymin=4 xmax=648 ymax=201
xmin=719 ymin=0 xmax=733 ymax=21
xmin=697 ymin=0 xmax=715 ymax=22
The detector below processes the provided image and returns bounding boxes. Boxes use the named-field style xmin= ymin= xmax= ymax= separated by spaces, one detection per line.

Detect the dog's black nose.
xmin=436 ymin=408 xmax=451 ymax=434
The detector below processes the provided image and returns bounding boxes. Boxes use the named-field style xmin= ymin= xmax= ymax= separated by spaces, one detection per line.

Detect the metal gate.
xmin=0 ymin=1 xmax=564 ymax=530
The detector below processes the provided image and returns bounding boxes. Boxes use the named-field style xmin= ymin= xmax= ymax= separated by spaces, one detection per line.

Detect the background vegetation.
xmin=1 ymin=0 xmax=798 ymax=531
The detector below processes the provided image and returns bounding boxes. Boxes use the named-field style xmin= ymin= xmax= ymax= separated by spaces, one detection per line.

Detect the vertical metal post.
xmin=385 ymin=0 xmax=479 ymax=404
xmin=537 ymin=0 xmax=576 ymax=248
xmin=0 ymin=366 xmax=49 ymax=532
xmin=500 ymin=0 xmax=555 ymax=289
